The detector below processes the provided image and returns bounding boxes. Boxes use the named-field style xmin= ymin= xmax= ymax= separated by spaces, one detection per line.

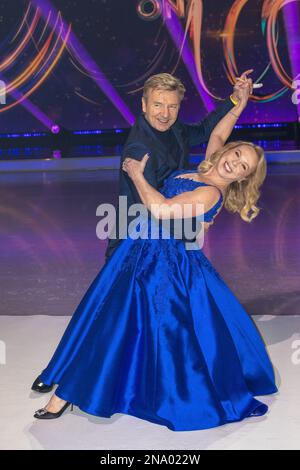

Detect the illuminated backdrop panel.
xmin=0 ymin=0 xmax=298 ymax=133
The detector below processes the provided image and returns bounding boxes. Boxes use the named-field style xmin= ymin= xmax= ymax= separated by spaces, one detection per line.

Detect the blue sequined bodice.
xmin=159 ymin=169 xmax=223 ymax=223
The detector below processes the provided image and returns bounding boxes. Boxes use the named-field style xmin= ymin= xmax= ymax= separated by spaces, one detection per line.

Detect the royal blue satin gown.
xmin=38 ymin=169 xmax=278 ymax=431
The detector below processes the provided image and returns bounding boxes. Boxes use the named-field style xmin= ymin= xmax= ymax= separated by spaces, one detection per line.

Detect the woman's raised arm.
xmin=205 ymin=70 xmax=253 ymax=160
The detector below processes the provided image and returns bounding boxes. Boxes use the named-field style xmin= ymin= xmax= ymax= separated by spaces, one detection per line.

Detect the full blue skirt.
xmin=39 ymin=235 xmax=277 ymax=431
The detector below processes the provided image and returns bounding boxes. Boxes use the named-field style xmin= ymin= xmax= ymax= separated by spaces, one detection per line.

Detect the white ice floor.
xmin=0 ymin=315 xmax=299 ymax=450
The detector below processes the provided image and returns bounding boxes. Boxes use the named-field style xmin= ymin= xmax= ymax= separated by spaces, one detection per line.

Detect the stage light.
xmin=72 ymin=129 xmax=124 ymax=136
xmin=31 ymin=0 xmax=135 ymax=126
xmin=162 ymin=2 xmax=215 ymax=112
xmin=73 ymin=130 xmax=103 ymax=135
xmin=51 ymin=124 xmax=60 ymax=134
xmin=136 ymin=0 xmax=162 ymax=21
xmin=0 ymin=131 xmax=47 ymax=138
xmin=52 ymin=149 xmax=62 ymax=159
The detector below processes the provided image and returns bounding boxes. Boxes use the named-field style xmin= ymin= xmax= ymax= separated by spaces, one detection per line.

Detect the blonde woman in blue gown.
xmin=32 ymin=90 xmax=277 ymax=431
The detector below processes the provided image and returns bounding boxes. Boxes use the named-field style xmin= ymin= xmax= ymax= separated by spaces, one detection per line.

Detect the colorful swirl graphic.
xmin=0 ymin=3 xmax=71 ymax=113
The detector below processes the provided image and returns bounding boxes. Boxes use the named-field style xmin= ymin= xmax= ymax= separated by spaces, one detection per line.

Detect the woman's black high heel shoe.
xmin=31 ymin=375 xmax=54 ymax=393
xmin=34 ymin=402 xmax=74 ymax=419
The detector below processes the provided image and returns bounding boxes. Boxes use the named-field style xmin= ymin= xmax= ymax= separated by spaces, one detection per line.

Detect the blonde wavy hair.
xmin=197 ymin=140 xmax=267 ymax=222
xmin=143 ymin=73 xmax=186 ymax=102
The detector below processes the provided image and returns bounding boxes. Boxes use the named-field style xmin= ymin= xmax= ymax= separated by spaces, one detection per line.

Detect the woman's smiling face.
xmin=216 ymin=144 xmax=259 ymax=182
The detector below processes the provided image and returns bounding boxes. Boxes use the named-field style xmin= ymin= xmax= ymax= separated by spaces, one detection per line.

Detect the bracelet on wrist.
xmin=229 ymin=94 xmax=239 ymax=106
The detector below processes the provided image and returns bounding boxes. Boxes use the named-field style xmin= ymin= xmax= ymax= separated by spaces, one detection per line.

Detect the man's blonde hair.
xmin=143 ymin=73 xmax=186 ymax=102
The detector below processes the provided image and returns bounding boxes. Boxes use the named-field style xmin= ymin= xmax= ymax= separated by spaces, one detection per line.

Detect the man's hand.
xmin=122 ymin=153 xmax=149 ymax=180
xmin=231 ymin=69 xmax=254 ymax=108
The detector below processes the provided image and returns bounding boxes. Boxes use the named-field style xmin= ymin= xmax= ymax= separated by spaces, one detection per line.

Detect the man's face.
xmin=142 ymin=88 xmax=181 ymax=131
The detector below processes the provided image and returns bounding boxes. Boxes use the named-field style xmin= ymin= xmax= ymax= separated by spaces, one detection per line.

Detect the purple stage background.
xmin=0 ymin=0 xmax=298 ymax=133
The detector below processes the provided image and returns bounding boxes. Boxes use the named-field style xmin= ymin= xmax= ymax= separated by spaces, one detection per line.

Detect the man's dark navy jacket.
xmin=105 ymin=97 xmax=234 ymax=259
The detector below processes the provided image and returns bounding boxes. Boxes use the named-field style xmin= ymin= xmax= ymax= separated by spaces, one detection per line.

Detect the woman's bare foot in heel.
xmin=34 ymin=393 xmax=73 ymax=419
xmin=44 ymin=393 xmax=67 ymax=413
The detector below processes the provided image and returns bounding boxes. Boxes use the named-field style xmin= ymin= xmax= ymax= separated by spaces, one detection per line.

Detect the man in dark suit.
xmin=104 ymin=72 xmax=249 ymax=261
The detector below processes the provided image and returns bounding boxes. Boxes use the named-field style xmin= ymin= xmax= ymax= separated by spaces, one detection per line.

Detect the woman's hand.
xmin=232 ymin=69 xmax=254 ymax=108
xmin=122 ymin=153 xmax=149 ymax=180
